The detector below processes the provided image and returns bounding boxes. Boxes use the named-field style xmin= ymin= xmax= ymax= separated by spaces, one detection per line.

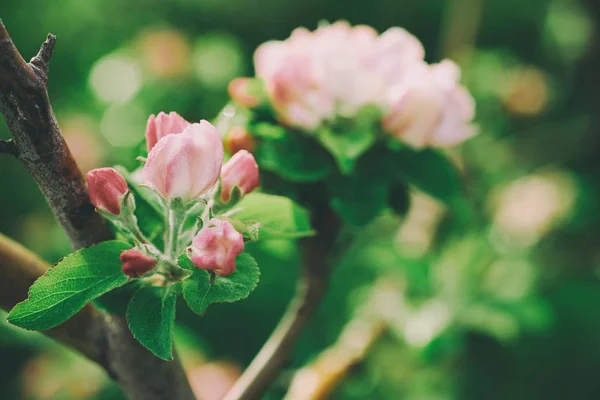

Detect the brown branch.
xmin=224 ymin=208 xmax=342 ymax=400
xmin=284 ymin=281 xmax=394 ymax=400
xmin=0 ymin=233 xmax=107 ymax=359
xmin=0 ymin=21 xmax=195 ymax=400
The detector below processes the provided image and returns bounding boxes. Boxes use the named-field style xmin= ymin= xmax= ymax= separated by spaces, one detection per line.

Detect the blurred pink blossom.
xmin=254 ymin=21 xmax=424 ymax=130
xmin=382 ymin=60 xmax=476 ymax=148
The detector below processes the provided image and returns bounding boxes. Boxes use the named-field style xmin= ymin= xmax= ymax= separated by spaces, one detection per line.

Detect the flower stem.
xmin=165 ymin=201 xmax=187 ymax=261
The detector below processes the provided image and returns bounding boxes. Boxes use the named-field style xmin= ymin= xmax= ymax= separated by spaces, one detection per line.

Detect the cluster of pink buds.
xmin=86 ymin=111 xmax=260 ymax=279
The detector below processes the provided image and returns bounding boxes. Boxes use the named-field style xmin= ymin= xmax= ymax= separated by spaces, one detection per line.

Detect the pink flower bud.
xmin=382 ymin=60 xmax=476 ymax=148
xmin=145 ymin=111 xmax=191 ymax=152
xmin=220 ymin=150 xmax=259 ymax=202
xmin=228 ymin=78 xmax=261 ymax=108
xmin=224 ymin=126 xmax=256 ymax=155
xmin=189 ymin=219 xmax=244 ymax=276
xmin=86 ymin=168 xmax=129 ymax=215
xmin=120 ymin=248 xmax=157 ymax=277
xmin=141 ymin=121 xmax=224 ymax=202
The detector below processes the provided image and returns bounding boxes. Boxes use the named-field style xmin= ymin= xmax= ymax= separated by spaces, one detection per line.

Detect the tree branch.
xmin=284 ymin=281 xmax=392 ymax=400
xmin=224 ymin=208 xmax=342 ymax=400
xmin=0 ymin=20 xmax=195 ymax=400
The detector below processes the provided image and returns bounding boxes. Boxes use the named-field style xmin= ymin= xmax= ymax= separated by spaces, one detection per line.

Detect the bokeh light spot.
xmin=89 ymin=54 xmax=142 ymax=104
xmin=100 ymin=103 xmax=147 ymax=147
xmin=193 ymin=34 xmax=245 ymax=89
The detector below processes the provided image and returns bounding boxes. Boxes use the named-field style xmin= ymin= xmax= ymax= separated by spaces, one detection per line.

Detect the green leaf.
xmin=318 ymin=127 xmax=375 ymax=175
xmin=8 ymin=241 xmax=130 ymax=331
xmin=255 ymin=127 xmax=333 ymax=182
xmin=317 ymin=105 xmax=380 ymax=174
xmin=251 ymin=122 xmax=287 ymax=140
xmin=389 ymin=148 xmax=464 ymax=204
xmin=328 ymin=149 xmax=390 ymax=226
xmin=114 ymin=165 xmax=165 ymax=245
xmin=181 ymin=253 xmax=259 ymax=315
xmin=127 ymin=284 xmax=178 ymax=361
xmin=229 ymin=192 xmax=314 ymax=240
xmin=93 ymin=281 xmax=141 ymax=315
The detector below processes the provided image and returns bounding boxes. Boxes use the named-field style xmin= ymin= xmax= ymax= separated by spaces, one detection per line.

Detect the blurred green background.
xmin=1 ymin=0 xmax=600 ymax=399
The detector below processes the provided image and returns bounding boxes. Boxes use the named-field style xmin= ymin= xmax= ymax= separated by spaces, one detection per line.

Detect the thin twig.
xmin=0 ymin=21 xmax=195 ymax=400
xmin=224 ymin=208 xmax=342 ymax=400
xmin=283 ymin=280 xmax=395 ymax=400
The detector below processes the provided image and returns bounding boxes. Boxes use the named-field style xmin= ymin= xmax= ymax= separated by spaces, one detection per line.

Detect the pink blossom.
xmin=189 ymin=219 xmax=244 ymax=277
xmin=382 ymin=60 xmax=476 ymax=148
xmin=220 ymin=150 xmax=259 ymax=202
xmin=141 ymin=121 xmax=224 ymax=202
xmin=224 ymin=126 xmax=255 ymax=155
xmin=145 ymin=111 xmax=191 ymax=152
xmin=120 ymin=248 xmax=157 ymax=277
xmin=253 ymin=21 xmax=425 ymax=130
xmin=228 ymin=78 xmax=260 ymax=108
xmin=86 ymin=167 xmax=129 ymax=215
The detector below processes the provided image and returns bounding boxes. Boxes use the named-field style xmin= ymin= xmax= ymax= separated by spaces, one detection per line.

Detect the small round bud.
xmin=120 ymin=248 xmax=157 ymax=278
xmin=220 ymin=150 xmax=260 ymax=203
xmin=189 ymin=219 xmax=244 ymax=277
xmin=86 ymin=168 xmax=129 ymax=216
xmin=228 ymin=78 xmax=261 ymax=108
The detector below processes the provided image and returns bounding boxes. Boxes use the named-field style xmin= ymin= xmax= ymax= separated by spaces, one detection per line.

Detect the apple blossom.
xmin=141 ymin=120 xmax=224 ymax=202
xmin=382 ymin=60 xmax=476 ymax=149
xmin=253 ymin=21 xmax=425 ymax=130
xmin=145 ymin=111 xmax=191 ymax=152
xmin=189 ymin=219 xmax=244 ymax=276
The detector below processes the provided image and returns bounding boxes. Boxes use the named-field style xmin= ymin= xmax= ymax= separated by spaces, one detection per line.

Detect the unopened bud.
xmin=220 ymin=150 xmax=259 ymax=203
xmin=142 ymin=121 xmax=224 ymax=202
xmin=228 ymin=78 xmax=261 ymax=108
xmin=86 ymin=168 xmax=129 ymax=216
xmin=120 ymin=248 xmax=157 ymax=278
xmin=189 ymin=219 xmax=244 ymax=277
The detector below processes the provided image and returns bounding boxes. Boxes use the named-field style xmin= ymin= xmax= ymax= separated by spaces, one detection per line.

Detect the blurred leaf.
xmin=181 ymin=253 xmax=259 ymax=315
xmin=8 ymin=241 xmax=130 ymax=331
xmin=229 ymin=192 xmax=314 ymax=240
xmin=388 ymin=181 xmax=411 ymax=216
xmin=255 ymin=127 xmax=333 ymax=182
xmin=251 ymin=122 xmax=287 ymax=140
xmin=328 ymin=150 xmax=390 ymax=226
xmin=317 ymin=127 xmax=375 ymax=175
xmin=317 ymin=105 xmax=380 ymax=174
xmin=389 ymin=148 xmax=464 ymax=205
xmin=127 ymin=283 xmax=178 ymax=360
